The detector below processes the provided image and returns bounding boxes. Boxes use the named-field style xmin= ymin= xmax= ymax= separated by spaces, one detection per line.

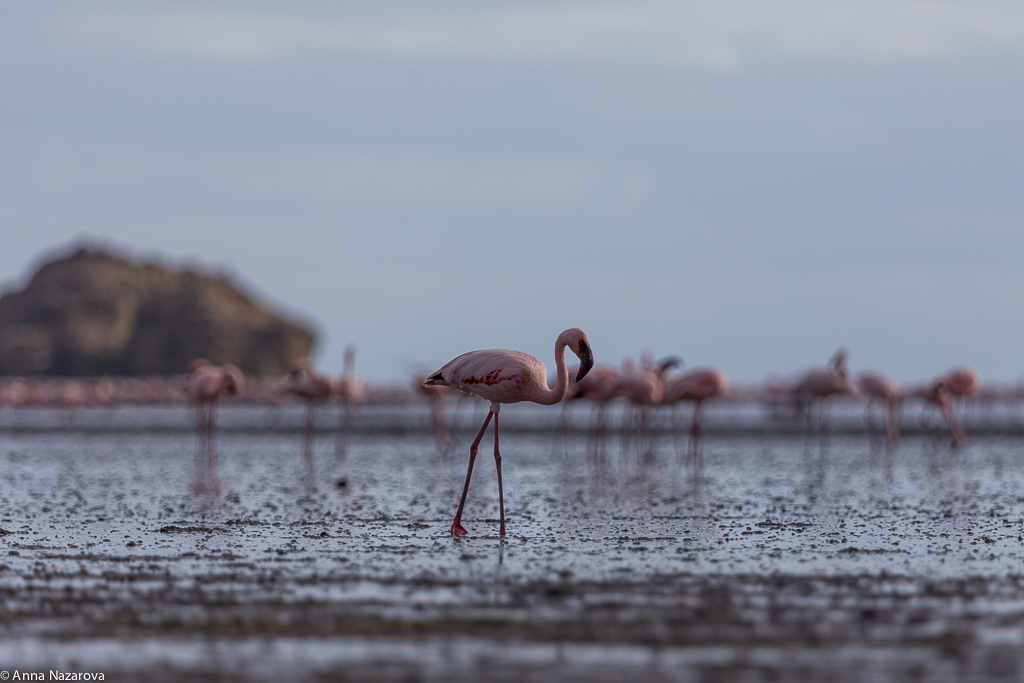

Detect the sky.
xmin=1 ymin=1 xmax=1023 ymax=383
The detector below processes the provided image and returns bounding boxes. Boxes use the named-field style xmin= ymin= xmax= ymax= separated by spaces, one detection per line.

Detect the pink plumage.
xmin=429 ymin=349 xmax=571 ymax=407
xmin=792 ymin=348 xmax=853 ymax=400
xmin=425 ymin=328 xmax=594 ymax=537
xmin=939 ymin=367 xmax=980 ymax=397
xmin=664 ymin=368 xmax=728 ymax=405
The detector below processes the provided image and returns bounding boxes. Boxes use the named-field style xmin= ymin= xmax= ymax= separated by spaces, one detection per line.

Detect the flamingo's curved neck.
xmin=536 ymin=338 xmax=570 ymax=406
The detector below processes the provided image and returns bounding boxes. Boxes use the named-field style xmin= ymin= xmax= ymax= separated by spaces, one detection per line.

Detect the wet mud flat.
xmin=2 ymin=406 xmax=1024 ymax=681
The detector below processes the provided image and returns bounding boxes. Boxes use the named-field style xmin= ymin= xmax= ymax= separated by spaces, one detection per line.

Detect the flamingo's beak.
xmin=575 ymin=341 xmax=594 ymax=382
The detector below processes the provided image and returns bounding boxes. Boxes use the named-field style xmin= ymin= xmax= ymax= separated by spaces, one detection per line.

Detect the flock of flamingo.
xmin=185 ymin=328 xmax=987 ymax=537
xmin=0 ymin=328 xmax=999 ymax=537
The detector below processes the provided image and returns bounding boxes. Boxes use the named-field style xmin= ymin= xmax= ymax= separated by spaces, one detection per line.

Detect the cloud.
xmin=51 ymin=1 xmax=1024 ymax=69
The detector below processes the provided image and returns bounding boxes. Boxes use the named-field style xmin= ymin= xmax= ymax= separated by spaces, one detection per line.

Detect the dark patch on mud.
xmin=838 ymin=546 xmax=908 ymax=555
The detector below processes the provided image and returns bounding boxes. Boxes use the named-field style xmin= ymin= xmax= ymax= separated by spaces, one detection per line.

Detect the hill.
xmin=0 ymin=247 xmax=315 ymax=376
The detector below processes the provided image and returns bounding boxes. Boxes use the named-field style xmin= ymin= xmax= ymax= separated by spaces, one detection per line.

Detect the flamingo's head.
xmin=561 ymin=328 xmax=594 ymax=382
xmin=828 ymin=347 xmax=848 ymax=371
xmin=657 ymin=356 xmax=683 ymax=375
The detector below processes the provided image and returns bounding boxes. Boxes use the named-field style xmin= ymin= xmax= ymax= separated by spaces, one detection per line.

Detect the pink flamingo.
xmin=574 ymin=364 xmax=619 ymax=402
xmin=552 ymin=361 xmax=617 ymax=459
xmin=663 ymin=367 xmax=728 ymax=461
xmin=285 ymin=358 xmax=334 ymax=466
xmin=915 ymin=379 xmax=964 ymax=444
xmin=940 ymin=367 xmax=981 ymax=429
xmin=333 ymin=345 xmax=365 ymax=456
xmin=940 ymin=367 xmax=980 ymax=398
xmin=915 ymin=368 xmax=979 ymax=444
xmin=609 ymin=356 xmax=678 ymax=459
xmin=424 ymin=328 xmax=594 ymax=537
xmin=791 ymin=348 xmax=855 ymax=435
xmin=186 ymin=359 xmax=244 ymax=493
xmin=610 ymin=359 xmax=665 ymax=404
xmin=572 ymin=364 xmax=620 ymax=460
xmin=413 ymin=371 xmax=453 ymax=452
xmin=858 ymin=372 xmax=903 ymax=443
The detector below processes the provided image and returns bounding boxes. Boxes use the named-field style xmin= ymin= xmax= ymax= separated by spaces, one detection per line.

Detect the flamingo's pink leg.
xmin=494 ymin=412 xmax=505 ymax=537
xmin=689 ymin=400 xmax=706 ymax=468
xmin=336 ymin=399 xmax=352 ymax=458
xmin=942 ymin=398 xmax=964 ymax=445
xmin=303 ymin=402 xmax=315 ymax=465
xmin=886 ymin=399 xmax=900 ymax=443
xmin=209 ymin=403 xmax=218 ymax=474
xmin=194 ymin=402 xmax=206 ymax=491
xmin=451 ymin=410 xmax=493 ymax=536
xmin=195 ymin=403 xmax=204 ymax=469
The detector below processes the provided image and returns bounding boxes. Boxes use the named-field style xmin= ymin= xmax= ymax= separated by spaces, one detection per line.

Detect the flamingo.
xmin=940 ymin=367 xmax=981 ymax=398
xmin=565 ymin=366 xmax=618 ymax=462
xmin=412 ymin=370 xmax=453 ymax=451
xmin=334 ymin=345 xmax=365 ymax=456
xmin=858 ymin=372 xmax=903 ymax=443
xmin=914 ymin=368 xmax=978 ymax=444
xmin=939 ymin=367 xmax=981 ymax=430
xmin=571 ymin=364 xmax=620 ymax=460
xmin=285 ymin=358 xmax=334 ymax=466
xmin=608 ymin=356 xmax=678 ymax=459
xmin=915 ymin=379 xmax=964 ymax=444
xmin=791 ymin=348 xmax=855 ymax=435
xmin=663 ymin=367 xmax=728 ymax=462
xmin=424 ymin=328 xmax=594 ymax=537
xmin=186 ymin=359 xmax=244 ymax=493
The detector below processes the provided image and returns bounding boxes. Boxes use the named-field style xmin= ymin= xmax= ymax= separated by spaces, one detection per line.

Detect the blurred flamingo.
xmin=186 ymin=359 xmax=244 ymax=494
xmin=914 ymin=379 xmax=964 ymax=445
xmin=413 ymin=370 xmax=453 ymax=452
xmin=572 ymin=364 xmax=620 ymax=460
xmin=940 ymin=367 xmax=981 ymax=430
xmin=334 ymin=345 xmax=365 ymax=457
xmin=663 ymin=367 xmax=728 ymax=463
xmin=858 ymin=372 xmax=903 ymax=443
xmin=609 ymin=356 xmax=678 ymax=460
xmin=424 ymin=328 xmax=594 ymax=537
xmin=941 ymin=367 xmax=981 ymax=397
xmin=914 ymin=367 xmax=979 ymax=445
xmin=285 ymin=358 xmax=334 ymax=466
xmin=791 ymin=348 xmax=855 ymax=436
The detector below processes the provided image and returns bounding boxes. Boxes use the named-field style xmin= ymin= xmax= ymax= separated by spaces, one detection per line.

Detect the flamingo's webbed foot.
xmin=450 ymin=517 xmax=468 ymax=536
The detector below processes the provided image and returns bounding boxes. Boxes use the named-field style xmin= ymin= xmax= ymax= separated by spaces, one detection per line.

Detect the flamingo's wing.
xmin=429 ymin=349 xmax=545 ymax=403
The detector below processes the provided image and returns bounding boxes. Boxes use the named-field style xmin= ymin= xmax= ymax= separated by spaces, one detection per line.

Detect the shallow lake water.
xmin=2 ymin=403 xmax=1024 ymax=681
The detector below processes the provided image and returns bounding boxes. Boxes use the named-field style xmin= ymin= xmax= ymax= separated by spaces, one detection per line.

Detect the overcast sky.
xmin=2 ymin=2 xmax=1023 ymax=383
